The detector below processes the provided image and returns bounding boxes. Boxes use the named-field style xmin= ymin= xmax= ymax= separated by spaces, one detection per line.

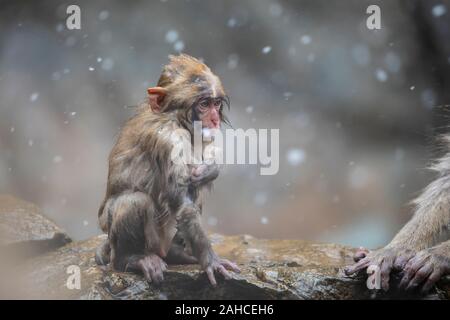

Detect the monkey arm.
xmin=177 ymin=204 xmax=240 ymax=286
xmin=388 ymin=174 xmax=450 ymax=251
xmin=345 ymin=154 xmax=450 ymax=291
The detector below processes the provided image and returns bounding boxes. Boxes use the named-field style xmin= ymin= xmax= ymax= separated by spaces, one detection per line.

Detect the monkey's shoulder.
xmin=115 ymin=111 xmax=190 ymax=158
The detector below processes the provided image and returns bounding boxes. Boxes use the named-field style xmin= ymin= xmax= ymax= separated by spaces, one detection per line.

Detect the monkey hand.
xmin=344 ymin=245 xmax=416 ymax=291
xmin=190 ymin=164 xmax=219 ymax=187
xmin=398 ymin=244 xmax=450 ymax=293
xmin=199 ymin=250 xmax=241 ymax=286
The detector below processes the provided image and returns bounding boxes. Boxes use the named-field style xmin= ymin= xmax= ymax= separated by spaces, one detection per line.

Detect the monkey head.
xmin=147 ymin=54 xmax=230 ymax=130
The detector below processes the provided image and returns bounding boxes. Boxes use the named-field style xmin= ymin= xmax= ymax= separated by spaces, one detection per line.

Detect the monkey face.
xmin=148 ymin=54 xmax=231 ymax=127
xmin=194 ymin=97 xmax=227 ymax=129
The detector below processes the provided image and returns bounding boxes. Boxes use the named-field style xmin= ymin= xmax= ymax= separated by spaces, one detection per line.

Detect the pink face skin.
xmin=196 ymin=98 xmax=222 ymax=129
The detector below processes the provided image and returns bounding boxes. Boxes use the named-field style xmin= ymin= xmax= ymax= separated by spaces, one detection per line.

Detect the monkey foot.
xmin=138 ymin=254 xmax=168 ymax=285
xmin=204 ymin=257 xmax=241 ymax=287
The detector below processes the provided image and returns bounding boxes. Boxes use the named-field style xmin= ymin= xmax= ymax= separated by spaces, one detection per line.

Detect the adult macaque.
xmin=96 ymin=54 xmax=240 ymax=286
xmin=345 ymin=135 xmax=450 ymax=293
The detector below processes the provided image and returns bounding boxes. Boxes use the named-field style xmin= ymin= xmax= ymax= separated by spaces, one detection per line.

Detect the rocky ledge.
xmin=1 ymin=195 xmax=449 ymax=299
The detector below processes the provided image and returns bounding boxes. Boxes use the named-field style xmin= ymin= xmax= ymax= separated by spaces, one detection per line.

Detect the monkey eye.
xmin=213 ymin=99 xmax=222 ymax=108
xmin=197 ymin=99 xmax=210 ymax=112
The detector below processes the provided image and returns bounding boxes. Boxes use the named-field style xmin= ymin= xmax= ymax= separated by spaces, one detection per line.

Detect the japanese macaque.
xmin=345 ymin=135 xmax=450 ymax=293
xmin=96 ymin=54 xmax=240 ymax=286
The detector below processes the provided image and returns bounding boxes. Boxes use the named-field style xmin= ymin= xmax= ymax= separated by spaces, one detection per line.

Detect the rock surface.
xmin=1 ymin=194 xmax=449 ymax=300
xmin=20 ymin=234 xmax=450 ymax=300
xmin=0 ymin=194 xmax=71 ymax=259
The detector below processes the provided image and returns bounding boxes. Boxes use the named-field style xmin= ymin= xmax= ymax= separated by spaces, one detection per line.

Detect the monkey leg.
xmin=177 ymin=204 xmax=240 ymax=286
xmin=95 ymin=239 xmax=111 ymax=266
xmin=108 ymin=192 xmax=168 ymax=284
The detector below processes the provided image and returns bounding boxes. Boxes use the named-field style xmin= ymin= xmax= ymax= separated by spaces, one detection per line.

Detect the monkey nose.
xmin=211 ymin=119 xmax=220 ymax=128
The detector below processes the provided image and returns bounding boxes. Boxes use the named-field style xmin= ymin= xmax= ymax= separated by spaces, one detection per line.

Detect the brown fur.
xmin=96 ymin=54 xmax=237 ymax=284
xmin=345 ymin=134 xmax=450 ymax=292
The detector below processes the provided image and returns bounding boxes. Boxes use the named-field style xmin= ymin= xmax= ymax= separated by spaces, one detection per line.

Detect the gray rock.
xmin=2 ymin=195 xmax=448 ymax=299
xmin=0 ymin=194 xmax=71 ymax=260
xmin=20 ymin=234 xmax=450 ymax=300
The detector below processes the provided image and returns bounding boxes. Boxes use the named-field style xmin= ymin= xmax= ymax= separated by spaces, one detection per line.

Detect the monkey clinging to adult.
xmin=96 ymin=54 xmax=240 ymax=286
xmin=345 ymin=135 xmax=450 ymax=293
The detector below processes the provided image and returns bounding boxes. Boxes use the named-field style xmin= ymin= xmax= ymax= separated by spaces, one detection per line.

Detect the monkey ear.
xmin=147 ymin=87 xmax=167 ymax=112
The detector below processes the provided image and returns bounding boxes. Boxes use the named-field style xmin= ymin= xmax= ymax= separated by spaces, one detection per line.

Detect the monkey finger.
xmin=220 ymin=259 xmax=241 ymax=273
xmin=421 ymin=270 xmax=442 ymax=293
xmin=394 ymin=254 xmax=413 ymax=270
xmin=406 ymin=265 xmax=432 ymax=292
xmin=354 ymin=247 xmax=369 ymax=262
xmin=206 ymin=267 xmax=217 ymax=286
xmin=142 ymin=268 xmax=152 ymax=283
xmin=380 ymin=258 xmax=394 ymax=292
xmin=344 ymin=258 xmax=370 ymax=275
xmin=151 ymin=270 xmax=164 ymax=284
xmin=217 ymin=265 xmax=232 ymax=280
xmin=399 ymin=260 xmax=418 ymax=289
xmin=147 ymin=265 xmax=164 ymax=284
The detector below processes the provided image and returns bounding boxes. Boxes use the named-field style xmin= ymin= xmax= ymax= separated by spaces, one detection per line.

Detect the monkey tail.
xmin=95 ymin=239 xmax=111 ymax=266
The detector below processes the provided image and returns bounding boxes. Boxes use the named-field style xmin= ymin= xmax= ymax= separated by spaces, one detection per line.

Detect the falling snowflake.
xmin=254 ymin=192 xmax=267 ymax=206
xmin=385 ymin=52 xmax=401 ymax=73
xmin=65 ymin=36 xmax=77 ymax=47
xmin=227 ymin=54 xmax=239 ymax=70
xmin=53 ymin=155 xmax=63 ymax=164
xmin=51 ymin=72 xmax=61 ymax=81
xmin=207 ymin=216 xmax=218 ymax=226
xmin=227 ymin=18 xmax=237 ymax=28
xmin=307 ymin=53 xmax=315 ymax=63
xmin=262 ymin=46 xmax=272 ymax=54
xmin=421 ymin=89 xmax=436 ymax=109
xmin=269 ymin=3 xmax=283 ymax=17
xmin=351 ymin=44 xmax=371 ymax=66
xmin=286 ymin=148 xmax=305 ymax=166
xmin=375 ymin=68 xmax=388 ymax=82
xmin=29 ymin=92 xmax=39 ymax=102
xmin=56 ymin=23 xmax=64 ymax=33
xmin=349 ymin=166 xmax=371 ymax=189
xmin=174 ymin=40 xmax=185 ymax=52
xmin=301 ymin=35 xmax=312 ymax=45
xmin=89 ymin=66 xmax=95 ymax=71
xmin=98 ymin=10 xmax=110 ymax=21
xmin=101 ymin=58 xmax=114 ymax=71
xmin=260 ymin=216 xmax=269 ymax=225
xmin=432 ymin=4 xmax=447 ymax=17
xmin=165 ymin=30 xmax=179 ymax=43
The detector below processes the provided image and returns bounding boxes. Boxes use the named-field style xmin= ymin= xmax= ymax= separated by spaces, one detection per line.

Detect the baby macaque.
xmin=96 ymin=54 xmax=240 ymax=286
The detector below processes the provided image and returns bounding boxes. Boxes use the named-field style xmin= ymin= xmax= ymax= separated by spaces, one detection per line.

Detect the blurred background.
xmin=1 ymin=0 xmax=449 ymax=249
